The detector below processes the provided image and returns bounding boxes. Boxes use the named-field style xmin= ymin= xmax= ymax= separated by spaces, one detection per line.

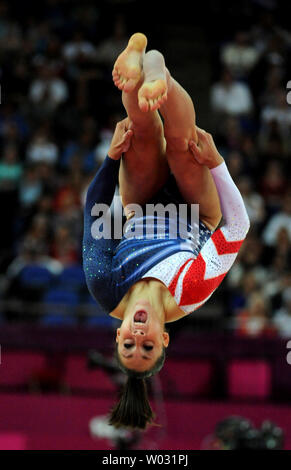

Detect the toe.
xmin=124 ymin=78 xmax=138 ymax=93
xmin=153 ymin=99 xmax=160 ymax=111
xmin=139 ymin=96 xmax=149 ymax=113
xmin=148 ymin=99 xmax=153 ymax=110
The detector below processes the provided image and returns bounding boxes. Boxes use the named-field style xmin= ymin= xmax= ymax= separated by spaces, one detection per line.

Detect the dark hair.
xmin=108 ymin=346 xmax=166 ymax=430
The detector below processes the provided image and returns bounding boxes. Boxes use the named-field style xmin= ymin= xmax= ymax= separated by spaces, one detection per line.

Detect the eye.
xmin=124 ymin=343 xmax=133 ymax=349
xmin=143 ymin=345 xmax=153 ymax=351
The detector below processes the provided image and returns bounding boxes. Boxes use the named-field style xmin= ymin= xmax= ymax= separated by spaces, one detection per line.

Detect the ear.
xmin=162 ymin=332 xmax=170 ymax=348
xmin=115 ymin=328 xmax=121 ymax=343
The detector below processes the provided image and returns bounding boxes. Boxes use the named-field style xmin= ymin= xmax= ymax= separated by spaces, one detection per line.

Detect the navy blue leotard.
xmin=83 ymin=156 xmax=212 ymax=313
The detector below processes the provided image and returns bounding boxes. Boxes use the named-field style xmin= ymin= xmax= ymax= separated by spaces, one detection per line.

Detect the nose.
xmin=133 ymin=329 xmax=145 ymax=336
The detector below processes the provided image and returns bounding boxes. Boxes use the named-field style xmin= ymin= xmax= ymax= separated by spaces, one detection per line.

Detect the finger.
xmin=189 ymin=140 xmax=201 ymax=157
xmin=123 ymin=117 xmax=131 ymax=131
xmin=117 ymin=118 xmax=129 ymax=131
xmin=189 ymin=140 xmax=204 ymax=161
xmin=195 ymin=127 xmax=209 ymax=142
xmin=122 ymin=130 xmax=133 ymax=149
xmin=207 ymin=132 xmax=215 ymax=145
xmin=189 ymin=139 xmax=200 ymax=148
xmin=123 ymin=129 xmax=133 ymax=141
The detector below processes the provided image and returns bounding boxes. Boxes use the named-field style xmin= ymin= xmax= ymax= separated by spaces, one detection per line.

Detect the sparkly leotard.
xmin=83 ymin=156 xmax=250 ymax=314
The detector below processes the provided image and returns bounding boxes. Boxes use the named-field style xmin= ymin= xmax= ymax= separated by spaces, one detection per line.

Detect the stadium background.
xmin=0 ymin=0 xmax=291 ymax=450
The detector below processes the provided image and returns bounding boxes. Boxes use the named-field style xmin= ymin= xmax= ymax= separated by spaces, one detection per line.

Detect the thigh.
xmin=166 ymin=144 xmax=222 ymax=231
xmin=119 ymin=114 xmax=169 ymax=210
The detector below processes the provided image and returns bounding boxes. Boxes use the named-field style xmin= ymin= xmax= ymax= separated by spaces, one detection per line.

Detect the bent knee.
xmin=165 ymin=136 xmax=189 ymax=156
xmin=130 ymin=118 xmax=163 ymax=140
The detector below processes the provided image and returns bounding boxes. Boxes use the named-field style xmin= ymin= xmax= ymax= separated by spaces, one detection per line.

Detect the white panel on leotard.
xmin=142 ymin=251 xmax=193 ymax=294
xmin=203 ymin=238 xmax=238 ymax=280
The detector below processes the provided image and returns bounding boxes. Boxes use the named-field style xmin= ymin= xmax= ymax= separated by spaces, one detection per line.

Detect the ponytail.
xmin=109 ymin=345 xmax=166 ymax=430
xmin=109 ymin=376 xmax=154 ymax=429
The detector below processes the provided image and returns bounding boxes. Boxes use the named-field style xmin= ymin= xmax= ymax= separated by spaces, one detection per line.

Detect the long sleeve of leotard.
xmin=83 ymin=156 xmax=121 ymax=287
xmin=210 ymin=160 xmax=250 ymax=241
xmin=85 ymin=155 xmax=120 ymax=208
xmin=170 ymin=161 xmax=250 ymax=311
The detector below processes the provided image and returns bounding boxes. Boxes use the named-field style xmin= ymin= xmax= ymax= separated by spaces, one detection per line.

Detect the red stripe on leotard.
xmin=168 ymin=258 xmax=193 ymax=297
xmin=211 ymin=229 xmax=244 ymax=255
xmin=179 ymin=253 xmax=226 ymax=306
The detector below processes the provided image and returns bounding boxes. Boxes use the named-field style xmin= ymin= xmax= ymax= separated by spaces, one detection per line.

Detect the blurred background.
xmin=0 ymin=0 xmax=291 ymax=450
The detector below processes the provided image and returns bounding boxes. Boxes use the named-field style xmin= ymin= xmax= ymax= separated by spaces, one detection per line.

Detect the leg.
xmin=112 ymin=34 xmax=169 ymax=214
xmin=139 ymin=50 xmax=222 ymax=230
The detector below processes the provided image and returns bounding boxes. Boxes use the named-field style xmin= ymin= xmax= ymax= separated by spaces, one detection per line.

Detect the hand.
xmin=108 ymin=118 xmax=133 ymax=160
xmin=189 ymin=127 xmax=224 ymax=169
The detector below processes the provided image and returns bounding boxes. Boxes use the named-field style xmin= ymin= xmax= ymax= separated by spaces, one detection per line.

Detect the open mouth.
xmin=133 ymin=310 xmax=148 ymax=323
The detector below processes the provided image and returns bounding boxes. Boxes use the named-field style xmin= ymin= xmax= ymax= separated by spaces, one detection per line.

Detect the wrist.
xmin=107 ymin=149 xmax=121 ymax=160
xmin=208 ymin=153 xmax=224 ymax=169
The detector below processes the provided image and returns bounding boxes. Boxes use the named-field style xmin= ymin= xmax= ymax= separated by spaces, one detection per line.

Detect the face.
xmin=116 ymin=301 xmax=169 ymax=372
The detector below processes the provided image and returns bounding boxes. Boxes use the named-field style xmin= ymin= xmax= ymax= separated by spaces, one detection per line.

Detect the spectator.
xmin=0 ymin=2 xmax=22 ymax=53
xmin=63 ymin=30 xmax=96 ymax=64
xmin=264 ymin=266 xmax=291 ymax=310
xmin=250 ymin=11 xmax=277 ymax=55
xmin=60 ymin=128 xmax=97 ymax=173
xmin=210 ymin=68 xmax=254 ymax=117
xmin=273 ymin=288 xmax=291 ymax=338
xmin=95 ymin=15 xmax=128 ymax=67
xmin=23 ymin=214 xmax=50 ymax=251
xmin=29 ymin=61 xmax=69 ymax=115
xmin=263 ymin=192 xmax=291 ymax=247
xmin=260 ymin=89 xmax=291 ymax=147
xmin=225 ymin=151 xmax=244 ymax=180
xmin=53 ymin=178 xmax=82 ymax=241
xmin=236 ymin=291 xmax=273 ymax=337
xmin=227 ymin=234 xmax=267 ymax=293
xmin=259 ymin=160 xmax=287 ymax=211
xmin=0 ymin=144 xmax=22 ymax=191
xmin=220 ymin=31 xmax=260 ymax=79
xmin=0 ymin=103 xmax=29 ymax=142
xmin=26 ymin=128 xmax=59 ymax=165
xmin=50 ymin=225 xmax=79 ymax=266
xmin=229 ymin=270 xmax=259 ymax=313
xmin=259 ymin=68 xmax=284 ymax=109
xmin=19 ymin=166 xmax=43 ymax=209
xmin=6 ymin=237 xmax=63 ymax=283
xmin=237 ymin=175 xmax=265 ymax=227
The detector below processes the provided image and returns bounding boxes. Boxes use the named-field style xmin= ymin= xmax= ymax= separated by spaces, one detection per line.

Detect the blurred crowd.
xmin=209 ymin=5 xmax=291 ymax=338
xmin=0 ymin=0 xmax=290 ymax=336
xmin=0 ymin=0 xmax=131 ymax=324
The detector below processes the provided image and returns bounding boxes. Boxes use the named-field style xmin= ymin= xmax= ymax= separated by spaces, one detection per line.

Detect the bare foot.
xmin=138 ymin=50 xmax=168 ymax=112
xmin=112 ymin=33 xmax=147 ymax=93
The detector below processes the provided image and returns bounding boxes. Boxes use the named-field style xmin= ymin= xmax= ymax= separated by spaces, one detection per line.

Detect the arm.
xmin=210 ymin=160 xmax=250 ymax=241
xmin=82 ymin=121 xmax=134 ymax=300
xmin=85 ymin=155 xmax=120 ymax=209
xmin=83 ymin=119 xmax=133 ymax=248
xmin=85 ymin=119 xmax=133 ymax=208
xmin=189 ymin=127 xmax=250 ymax=239
xmin=177 ymin=130 xmax=250 ymax=311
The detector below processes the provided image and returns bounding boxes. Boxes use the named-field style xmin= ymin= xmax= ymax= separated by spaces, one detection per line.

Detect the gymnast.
xmin=83 ymin=33 xmax=250 ymax=430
